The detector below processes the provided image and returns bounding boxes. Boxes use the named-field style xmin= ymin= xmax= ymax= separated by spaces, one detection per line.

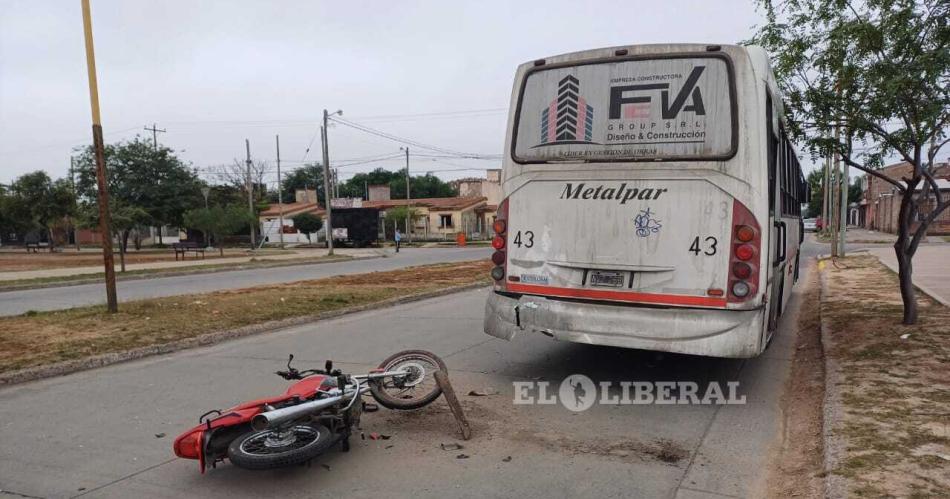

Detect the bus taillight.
xmin=736 ymin=225 xmax=755 ymax=242
xmin=492 ymin=219 xmax=506 ymax=234
xmin=728 ymin=200 xmax=761 ymax=303
xmin=491 ymin=199 xmax=509 ymax=286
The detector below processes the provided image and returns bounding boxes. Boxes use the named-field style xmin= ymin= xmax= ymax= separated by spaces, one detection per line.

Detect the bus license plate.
xmin=589 ymin=270 xmax=624 ymax=288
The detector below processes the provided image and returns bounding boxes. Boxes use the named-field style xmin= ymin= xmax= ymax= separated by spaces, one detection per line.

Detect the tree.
xmin=7 ymin=171 xmax=77 ymax=251
xmin=292 ymin=213 xmax=323 ymax=244
xmin=805 ymin=170 xmax=863 ymax=218
xmin=79 ymin=199 xmax=149 ymax=271
xmin=336 ymin=167 xmax=457 ymax=199
xmin=280 ymin=163 xmax=326 ymax=203
xmin=805 ymin=169 xmax=824 ymax=218
xmin=383 ymin=206 xmax=421 ymax=235
xmin=750 ymin=0 xmax=949 ymax=324
xmin=73 ymin=136 xmax=204 ymax=244
xmin=183 ymin=205 xmax=256 ymax=255
xmin=0 ymin=185 xmax=36 ymax=241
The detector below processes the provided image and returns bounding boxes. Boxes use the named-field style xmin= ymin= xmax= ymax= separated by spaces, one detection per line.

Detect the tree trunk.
xmin=120 ymin=230 xmax=129 ymax=273
xmin=894 ymin=177 xmax=919 ymax=325
xmin=894 ymin=243 xmax=917 ymax=325
xmin=48 ymin=227 xmax=55 ymax=252
xmin=158 ymin=228 xmax=163 ymax=246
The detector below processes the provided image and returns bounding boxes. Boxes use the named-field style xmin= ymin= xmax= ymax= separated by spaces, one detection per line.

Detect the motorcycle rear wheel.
xmin=369 ymin=349 xmax=446 ymax=410
xmin=228 ymin=423 xmax=335 ymax=470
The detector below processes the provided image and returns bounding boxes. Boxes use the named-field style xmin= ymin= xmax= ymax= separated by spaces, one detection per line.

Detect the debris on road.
xmin=456 ymin=454 xmax=469 ymax=459
xmin=440 ymin=442 xmax=463 ymax=451
xmin=154 ymin=433 xmax=165 ymax=438
xmin=467 ymin=388 xmax=498 ymax=397
xmin=502 ymin=456 xmax=512 ymax=462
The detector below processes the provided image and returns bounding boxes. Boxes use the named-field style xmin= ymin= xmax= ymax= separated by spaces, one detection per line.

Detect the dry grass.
xmin=822 ymin=255 xmax=950 ymax=497
xmin=767 ymin=265 xmax=826 ymax=498
xmin=0 ymin=260 xmax=491 ymax=374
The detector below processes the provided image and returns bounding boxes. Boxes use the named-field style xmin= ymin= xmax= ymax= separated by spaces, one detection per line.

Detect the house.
xmin=451 ymin=169 xmax=502 ymax=235
xmin=258 ymin=189 xmax=326 ymax=244
xmin=260 ymin=172 xmax=504 ymax=242
xmin=861 ymin=161 xmax=950 ymax=235
xmin=362 ymin=190 xmax=488 ymax=239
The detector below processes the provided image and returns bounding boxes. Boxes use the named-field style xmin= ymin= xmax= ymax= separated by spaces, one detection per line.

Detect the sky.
xmin=1 ymin=0 xmax=779 ymax=188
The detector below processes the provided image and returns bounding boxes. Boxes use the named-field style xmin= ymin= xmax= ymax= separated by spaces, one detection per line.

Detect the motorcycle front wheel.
xmin=228 ymin=423 xmax=335 ymax=470
xmin=369 ymin=349 xmax=446 ymax=410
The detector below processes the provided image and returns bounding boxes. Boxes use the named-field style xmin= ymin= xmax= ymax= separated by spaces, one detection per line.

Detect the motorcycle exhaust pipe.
xmin=251 ymin=394 xmax=345 ymax=431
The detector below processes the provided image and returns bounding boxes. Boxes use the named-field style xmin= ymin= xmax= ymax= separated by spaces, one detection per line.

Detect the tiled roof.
xmin=362 ymin=196 xmax=487 ymax=211
xmin=259 ymin=202 xmax=324 ymax=217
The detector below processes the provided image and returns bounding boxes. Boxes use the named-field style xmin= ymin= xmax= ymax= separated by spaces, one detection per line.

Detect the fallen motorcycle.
xmin=173 ymin=350 xmax=446 ymax=472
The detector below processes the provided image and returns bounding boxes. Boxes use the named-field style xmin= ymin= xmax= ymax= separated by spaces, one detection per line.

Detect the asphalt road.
xmin=0 ymin=247 xmax=490 ymax=317
xmin=0 ymin=241 xmax=823 ymax=499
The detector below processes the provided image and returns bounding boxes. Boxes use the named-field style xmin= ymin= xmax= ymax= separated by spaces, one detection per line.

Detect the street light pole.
xmin=80 ymin=0 xmax=117 ymax=313
xmin=321 ymin=109 xmax=342 ymax=255
xmin=276 ymin=134 xmax=285 ymax=249
xmin=401 ymin=146 xmax=411 ymax=243
xmin=245 ymin=139 xmax=256 ymax=251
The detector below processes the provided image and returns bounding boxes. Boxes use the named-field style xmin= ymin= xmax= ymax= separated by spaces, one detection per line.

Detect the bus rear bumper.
xmin=484 ymin=292 xmax=766 ymax=358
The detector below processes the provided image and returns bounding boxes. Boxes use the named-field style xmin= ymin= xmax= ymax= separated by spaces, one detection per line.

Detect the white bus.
xmin=484 ymin=44 xmax=806 ymax=358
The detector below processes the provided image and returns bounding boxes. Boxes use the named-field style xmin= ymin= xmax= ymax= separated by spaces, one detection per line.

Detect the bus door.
xmin=766 ymin=95 xmax=786 ymax=332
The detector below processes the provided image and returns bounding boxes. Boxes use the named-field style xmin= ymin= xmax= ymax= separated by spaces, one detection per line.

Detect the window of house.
xmin=440 ymin=214 xmax=453 ymax=228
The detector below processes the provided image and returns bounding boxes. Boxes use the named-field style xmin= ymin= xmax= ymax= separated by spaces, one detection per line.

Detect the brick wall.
xmin=864 ymin=162 xmax=950 ymax=234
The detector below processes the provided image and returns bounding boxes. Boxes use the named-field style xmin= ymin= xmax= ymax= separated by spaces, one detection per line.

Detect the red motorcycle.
xmin=174 ymin=350 xmax=446 ymax=472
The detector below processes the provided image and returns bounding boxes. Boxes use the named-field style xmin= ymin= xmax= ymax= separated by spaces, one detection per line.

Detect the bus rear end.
xmin=484 ymin=44 xmax=770 ymax=358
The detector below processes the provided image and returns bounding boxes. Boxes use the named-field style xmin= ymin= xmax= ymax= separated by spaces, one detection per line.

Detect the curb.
xmin=0 ymin=281 xmax=489 ymax=386
xmin=818 ymin=259 xmax=847 ymax=499
xmin=0 ymin=254 xmax=381 ymax=293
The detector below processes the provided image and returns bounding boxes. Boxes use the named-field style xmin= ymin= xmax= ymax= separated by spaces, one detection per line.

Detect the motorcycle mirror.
xmin=325 ymin=360 xmax=333 ymax=373
xmin=287 ymin=354 xmax=294 ymax=369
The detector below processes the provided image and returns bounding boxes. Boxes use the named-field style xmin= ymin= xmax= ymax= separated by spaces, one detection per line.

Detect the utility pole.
xmin=401 ymin=146 xmax=412 ymax=243
xmin=830 ymin=129 xmax=841 ymax=257
xmin=144 ymin=123 xmax=165 ymax=149
xmin=80 ymin=0 xmax=117 ymax=313
xmin=245 ymin=139 xmax=256 ymax=250
xmin=822 ymin=143 xmax=831 ymax=231
xmin=276 ymin=134 xmax=285 ymax=249
xmin=321 ymin=109 xmax=342 ymax=255
xmin=838 ymin=132 xmax=849 ymax=257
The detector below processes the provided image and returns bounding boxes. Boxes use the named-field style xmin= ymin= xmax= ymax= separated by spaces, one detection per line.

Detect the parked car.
xmin=803 ymin=218 xmax=818 ymax=231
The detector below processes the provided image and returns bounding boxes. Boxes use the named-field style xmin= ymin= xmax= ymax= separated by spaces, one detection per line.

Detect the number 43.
xmin=513 ymin=230 xmax=534 ymax=248
xmin=689 ymin=236 xmax=717 ymax=256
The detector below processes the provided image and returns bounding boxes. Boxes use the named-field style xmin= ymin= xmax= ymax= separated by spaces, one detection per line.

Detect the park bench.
xmin=25 ymin=242 xmax=49 ymax=253
xmin=172 ymin=241 xmax=206 ymax=261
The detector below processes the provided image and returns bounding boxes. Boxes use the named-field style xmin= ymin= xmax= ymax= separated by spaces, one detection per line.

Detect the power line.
xmin=329 ymin=115 xmax=499 ymax=159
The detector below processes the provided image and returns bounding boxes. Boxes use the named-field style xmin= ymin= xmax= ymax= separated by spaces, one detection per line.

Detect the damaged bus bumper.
xmin=484 ymin=292 xmax=767 ymax=358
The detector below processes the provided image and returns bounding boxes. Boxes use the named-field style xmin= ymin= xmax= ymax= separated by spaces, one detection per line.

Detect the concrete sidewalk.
xmin=870 ymin=245 xmax=950 ymax=307
xmin=0 ymin=248 xmax=384 ymax=282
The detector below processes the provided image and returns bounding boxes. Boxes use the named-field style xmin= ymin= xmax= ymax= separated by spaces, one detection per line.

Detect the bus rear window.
xmin=512 ymin=55 xmax=736 ymax=163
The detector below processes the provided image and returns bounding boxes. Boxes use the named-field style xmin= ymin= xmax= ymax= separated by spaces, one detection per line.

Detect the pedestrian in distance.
xmin=394 ymin=229 xmax=401 ymax=253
